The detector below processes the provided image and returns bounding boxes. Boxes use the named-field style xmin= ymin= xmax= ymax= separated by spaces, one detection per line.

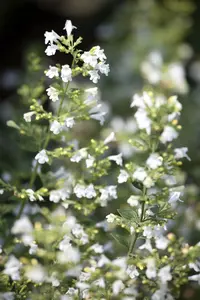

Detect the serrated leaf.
xmin=111 ymin=233 xmax=129 ymax=248
xmin=117 ymin=208 xmax=139 ymax=222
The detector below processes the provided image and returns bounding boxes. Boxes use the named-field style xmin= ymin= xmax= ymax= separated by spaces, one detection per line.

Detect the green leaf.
xmin=117 ymin=208 xmax=139 ymax=222
xmin=111 ymin=233 xmax=129 ymax=248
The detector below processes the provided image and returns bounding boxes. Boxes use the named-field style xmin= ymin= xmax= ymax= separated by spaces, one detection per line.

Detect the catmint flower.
xmin=44 ymin=30 xmax=60 ymax=44
xmin=72 ymin=224 xmax=88 ymax=244
xmin=143 ymin=176 xmax=154 ymax=188
xmin=88 ymin=70 xmax=100 ymax=83
xmin=85 ymin=184 xmax=96 ymax=199
xmin=59 ymin=236 xmax=71 ymax=252
xmin=4 ymin=256 xmax=21 ymax=281
xmin=23 ymin=111 xmax=35 ymax=122
xmin=64 ymin=20 xmax=77 ymax=37
xmin=46 ymin=66 xmax=59 ymax=78
xmin=139 ymin=239 xmax=153 ymax=252
xmin=143 ymin=226 xmax=154 ymax=239
xmin=126 ymin=265 xmax=139 ymax=279
xmin=26 ymin=189 xmax=36 ymax=201
xmin=45 ymin=44 xmax=58 ymax=56
xmin=29 ymin=242 xmax=38 ymax=255
xmin=106 ymin=213 xmax=116 ymax=223
xmin=81 ymin=51 xmax=98 ymax=67
xmin=133 ymin=167 xmax=147 ymax=181
xmin=188 ymin=274 xmax=200 ymax=284
xmin=46 ymin=86 xmax=59 ymax=102
xmin=93 ymin=278 xmax=105 ymax=288
xmin=97 ymin=62 xmax=110 ymax=75
xmin=86 ymin=155 xmax=95 ymax=168
xmin=131 ymin=93 xmax=145 ymax=108
xmin=158 ymin=265 xmax=172 ymax=283
xmin=66 ymin=288 xmax=79 ymax=296
xmin=0 ymin=189 xmax=4 ymax=194
xmin=168 ymin=191 xmax=182 ymax=204
xmin=112 ymin=280 xmax=125 ymax=295
xmin=146 ymin=153 xmax=163 ymax=169
xmin=11 ymin=216 xmax=33 ymax=234
xmin=174 ymin=147 xmax=191 ymax=161
xmin=168 ymin=95 xmax=182 ymax=111
xmin=74 ymin=184 xmax=86 ymax=198
xmin=90 ymin=111 xmax=106 ymax=125
xmin=61 ymin=65 xmax=72 ymax=82
xmin=146 ymin=258 xmax=157 ymax=279
xmin=50 ymin=120 xmax=63 ymax=135
xmin=134 ymin=109 xmax=151 ymax=134
xmin=94 ymin=46 xmax=106 ymax=61
xmin=118 ymin=169 xmax=129 ymax=183
xmin=160 ymin=126 xmax=178 ymax=143
xmin=65 ymin=117 xmax=75 ymax=128
xmin=25 ymin=265 xmax=46 ymax=283
xmin=127 ymin=195 xmax=139 ymax=207
xmin=35 ymin=149 xmax=49 ymax=164
xmin=108 ymin=153 xmax=123 ymax=166
xmin=155 ymin=236 xmax=169 ymax=250
xmin=104 ymin=132 xmax=116 ymax=144
xmin=90 ymin=243 xmax=104 ymax=254
xmin=71 ymin=148 xmax=87 ymax=163
xmin=49 ymin=189 xmax=70 ymax=203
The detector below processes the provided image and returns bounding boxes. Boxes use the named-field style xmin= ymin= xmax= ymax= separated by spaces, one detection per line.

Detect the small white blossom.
xmin=45 ymin=44 xmax=58 ymax=56
xmin=127 ymin=195 xmax=139 ymax=207
xmin=188 ymin=274 xmax=200 ymax=284
xmin=139 ymin=239 xmax=153 ymax=252
xmin=4 ymin=256 xmax=21 ymax=281
xmin=65 ymin=117 xmax=75 ymax=128
xmin=11 ymin=216 xmax=33 ymax=235
xmin=94 ymin=46 xmax=106 ymax=61
xmin=64 ymin=20 xmax=77 ymax=37
xmin=85 ymin=184 xmax=96 ymax=199
xmin=90 ymin=111 xmax=106 ymax=125
xmin=61 ymin=65 xmax=72 ymax=82
xmin=66 ymin=287 xmax=79 ymax=296
xmin=126 ymin=265 xmax=139 ymax=279
xmin=168 ymin=191 xmax=182 ymax=204
xmin=35 ymin=149 xmax=49 ymax=164
xmin=29 ymin=242 xmax=38 ymax=255
xmin=118 ymin=169 xmax=129 ymax=183
xmin=71 ymin=148 xmax=87 ymax=163
xmin=135 ymin=109 xmax=151 ymax=134
xmin=90 ymin=243 xmax=104 ymax=254
xmin=143 ymin=226 xmax=154 ymax=239
xmin=26 ymin=189 xmax=36 ymax=201
xmin=97 ymin=62 xmax=110 ymax=75
xmin=155 ymin=236 xmax=169 ymax=250
xmin=0 ymin=189 xmax=4 ymax=194
xmin=46 ymin=66 xmax=59 ymax=78
xmin=108 ymin=153 xmax=123 ymax=166
xmin=59 ymin=236 xmax=71 ymax=252
xmin=146 ymin=153 xmax=163 ymax=169
xmin=146 ymin=258 xmax=157 ymax=279
xmin=158 ymin=265 xmax=172 ymax=283
xmin=160 ymin=126 xmax=178 ymax=144
xmin=86 ymin=155 xmax=95 ymax=168
xmin=133 ymin=167 xmax=147 ymax=181
xmin=106 ymin=213 xmax=116 ymax=223
xmin=74 ymin=184 xmax=86 ymax=198
xmin=26 ymin=265 xmax=46 ymax=283
xmin=174 ymin=147 xmax=190 ymax=161
xmin=81 ymin=51 xmax=98 ymax=67
xmin=23 ymin=111 xmax=35 ymax=122
xmin=88 ymin=70 xmax=100 ymax=83
xmin=112 ymin=280 xmax=125 ymax=295
xmin=50 ymin=120 xmax=63 ymax=135
xmin=44 ymin=30 xmax=60 ymax=44
xmin=143 ymin=176 xmax=154 ymax=188
xmin=104 ymin=132 xmax=116 ymax=144
xmin=46 ymin=86 xmax=59 ymax=102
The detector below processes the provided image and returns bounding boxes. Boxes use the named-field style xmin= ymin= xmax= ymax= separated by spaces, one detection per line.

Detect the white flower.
xmin=4 ymin=256 xmax=21 ymax=280
xmin=23 ymin=111 xmax=35 ymax=122
xmin=88 ymin=70 xmax=100 ymax=83
xmin=90 ymin=243 xmax=104 ymax=254
xmin=81 ymin=52 xmax=98 ymax=67
xmin=174 ymin=147 xmax=190 ymax=161
xmin=45 ymin=44 xmax=58 ymax=56
xmin=108 ymin=153 xmax=123 ymax=166
xmin=104 ymin=132 xmax=116 ymax=144
xmin=143 ymin=176 xmax=154 ymax=188
xmin=57 ymin=246 xmax=80 ymax=263
xmin=118 ymin=169 xmax=129 ymax=183
xmin=72 ymin=224 xmax=88 ymax=244
xmin=35 ymin=149 xmax=49 ymax=164
xmin=11 ymin=216 xmax=33 ymax=235
xmin=90 ymin=111 xmax=106 ymax=125
xmin=50 ymin=120 xmax=63 ymax=135
xmin=133 ymin=167 xmax=147 ymax=181
xmin=44 ymin=30 xmax=60 ymax=44
xmin=97 ymin=62 xmax=110 ymax=75
xmin=188 ymin=274 xmax=200 ymax=284
xmin=158 ymin=265 xmax=172 ymax=283
xmin=146 ymin=153 xmax=163 ymax=169
xmin=61 ymin=65 xmax=72 ymax=82
xmin=29 ymin=242 xmax=38 ymax=255
xmin=127 ymin=195 xmax=139 ymax=207
xmin=126 ymin=265 xmax=139 ymax=279
xmin=0 ymin=189 xmax=4 ymax=194
xmin=26 ymin=189 xmax=36 ymax=201
xmin=65 ymin=117 xmax=75 ymax=128
xmin=64 ymin=20 xmax=77 ymax=37
xmin=74 ymin=184 xmax=86 ymax=198
xmin=46 ymin=66 xmax=59 ymax=78
xmin=85 ymin=184 xmax=96 ymax=199
xmin=112 ymin=280 xmax=125 ymax=295
xmin=143 ymin=226 xmax=154 ymax=239
xmin=86 ymin=155 xmax=95 ymax=168
xmin=160 ymin=126 xmax=178 ymax=144
xmin=131 ymin=93 xmax=145 ymax=108
xmin=168 ymin=191 xmax=182 ymax=204
xmin=71 ymin=148 xmax=87 ymax=163
xmin=59 ymin=235 xmax=71 ymax=252
xmin=46 ymin=86 xmax=59 ymax=102
xmin=139 ymin=239 xmax=153 ymax=252
xmin=106 ymin=213 xmax=116 ymax=223
xmin=66 ymin=287 xmax=79 ymax=296
xmin=26 ymin=265 xmax=46 ymax=283
xmin=146 ymin=258 xmax=157 ymax=279
xmin=94 ymin=46 xmax=106 ymax=61
xmin=134 ymin=109 xmax=151 ymax=134
xmin=155 ymin=236 xmax=169 ymax=250
xmin=93 ymin=278 xmax=105 ymax=288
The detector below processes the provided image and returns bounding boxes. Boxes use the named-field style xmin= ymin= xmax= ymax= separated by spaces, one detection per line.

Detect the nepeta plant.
xmin=0 ymin=20 xmax=200 ymax=300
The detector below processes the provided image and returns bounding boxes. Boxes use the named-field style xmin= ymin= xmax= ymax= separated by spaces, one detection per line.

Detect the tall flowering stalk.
xmin=0 ymin=20 xmax=200 ymax=300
